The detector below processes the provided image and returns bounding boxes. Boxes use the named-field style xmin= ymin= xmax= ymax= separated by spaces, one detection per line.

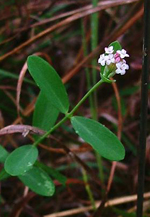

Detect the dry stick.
xmin=29 ymin=0 xmax=138 ymax=29
xmin=16 ymin=52 xmax=52 ymax=120
xmin=16 ymin=62 xmax=27 ymax=119
xmin=106 ymin=80 xmax=123 ymax=193
xmin=136 ymin=0 xmax=150 ymax=216
xmin=3 ymin=0 xmax=138 ymax=36
xmin=0 ymin=0 xmax=137 ymax=62
xmin=111 ymin=81 xmax=123 ymax=140
xmin=39 ymin=143 xmax=92 ymax=154
xmin=43 ymin=192 xmax=150 ymax=217
xmin=0 ymin=85 xmax=16 ymax=91
xmin=0 ymin=125 xmax=47 ymax=137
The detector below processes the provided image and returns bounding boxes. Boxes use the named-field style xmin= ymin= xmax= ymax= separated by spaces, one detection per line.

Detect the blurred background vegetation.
xmin=0 ymin=0 xmax=150 ymax=217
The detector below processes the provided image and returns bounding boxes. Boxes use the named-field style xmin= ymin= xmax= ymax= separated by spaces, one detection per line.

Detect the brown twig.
xmin=0 ymin=0 xmax=138 ymax=61
xmin=0 ymin=124 xmax=47 ymax=137
xmin=16 ymin=52 xmax=52 ymax=120
xmin=106 ymin=78 xmax=123 ymax=193
xmin=44 ymin=192 xmax=150 ymax=217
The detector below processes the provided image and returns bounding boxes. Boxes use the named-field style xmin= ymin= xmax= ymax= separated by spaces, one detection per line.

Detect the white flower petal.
xmin=116 ymin=60 xmax=129 ymax=75
xmin=98 ymin=54 xmax=107 ymax=66
xmin=105 ymin=46 xmax=114 ymax=54
xmin=117 ymin=49 xmax=129 ymax=58
xmin=116 ymin=68 xmax=126 ymax=75
xmin=98 ymin=45 xmax=129 ymax=76
xmin=106 ymin=54 xmax=115 ymax=65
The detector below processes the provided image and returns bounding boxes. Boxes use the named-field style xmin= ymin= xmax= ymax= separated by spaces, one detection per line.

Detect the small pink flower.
xmin=114 ymin=53 xmax=120 ymax=58
xmin=114 ymin=52 xmax=121 ymax=62
xmin=116 ymin=57 xmax=121 ymax=63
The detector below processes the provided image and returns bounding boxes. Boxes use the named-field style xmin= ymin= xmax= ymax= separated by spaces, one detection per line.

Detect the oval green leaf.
xmin=35 ymin=161 xmax=67 ymax=186
xmin=27 ymin=56 xmax=69 ymax=114
xmin=71 ymin=116 xmax=125 ymax=161
xmin=4 ymin=145 xmax=38 ymax=176
xmin=0 ymin=145 xmax=9 ymax=163
xmin=19 ymin=167 xmax=55 ymax=196
xmin=33 ymin=91 xmax=59 ymax=131
xmin=109 ymin=41 xmax=122 ymax=52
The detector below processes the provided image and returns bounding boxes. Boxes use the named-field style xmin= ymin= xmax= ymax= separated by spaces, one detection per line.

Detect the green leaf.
xmin=0 ymin=145 xmax=9 ymax=163
xmin=27 ymin=56 xmax=69 ymax=114
xmin=71 ymin=116 xmax=125 ymax=161
xmin=4 ymin=145 xmax=38 ymax=176
xmin=109 ymin=41 xmax=122 ymax=52
xmin=0 ymin=168 xmax=10 ymax=181
xmin=33 ymin=91 xmax=59 ymax=131
xmin=35 ymin=161 xmax=67 ymax=186
xmin=19 ymin=167 xmax=55 ymax=196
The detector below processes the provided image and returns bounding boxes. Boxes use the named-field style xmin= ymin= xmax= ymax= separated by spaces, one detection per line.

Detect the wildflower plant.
xmin=0 ymin=41 xmax=128 ymax=197
xmin=98 ymin=41 xmax=129 ymax=82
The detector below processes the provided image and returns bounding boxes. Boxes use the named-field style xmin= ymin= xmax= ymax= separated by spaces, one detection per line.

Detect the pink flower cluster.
xmin=98 ymin=46 xmax=129 ymax=75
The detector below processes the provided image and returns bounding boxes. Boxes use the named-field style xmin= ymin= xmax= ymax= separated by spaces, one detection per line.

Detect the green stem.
xmin=33 ymin=79 xmax=104 ymax=147
xmin=33 ymin=114 xmax=68 ymax=146
xmin=82 ymin=169 xmax=96 ymax=210
xmin=91 ymin=0 xmax=105 ymax=187
xmin=91 ymin=0 xmax=99 ymax=107
xmin=81 ymin=19 xmax=94 ymax=111
xmin=81 ymin=19 xmax=96 ymax=209
xmin=91 ymin=0 xmax=99 ymax=86
xmin=95 ymin=152 xmax=104 ymax=183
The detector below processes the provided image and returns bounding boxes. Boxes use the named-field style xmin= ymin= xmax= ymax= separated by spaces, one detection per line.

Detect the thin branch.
xmin=0 ymin=125 xmax=47 ymax=137
xmin=44 ymin=192 xmax=150 ymax=217
xmin=0 ymin=0 xmax=138 ymax=61
xmin=136 ymin=0 xmax=150 ymax=216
